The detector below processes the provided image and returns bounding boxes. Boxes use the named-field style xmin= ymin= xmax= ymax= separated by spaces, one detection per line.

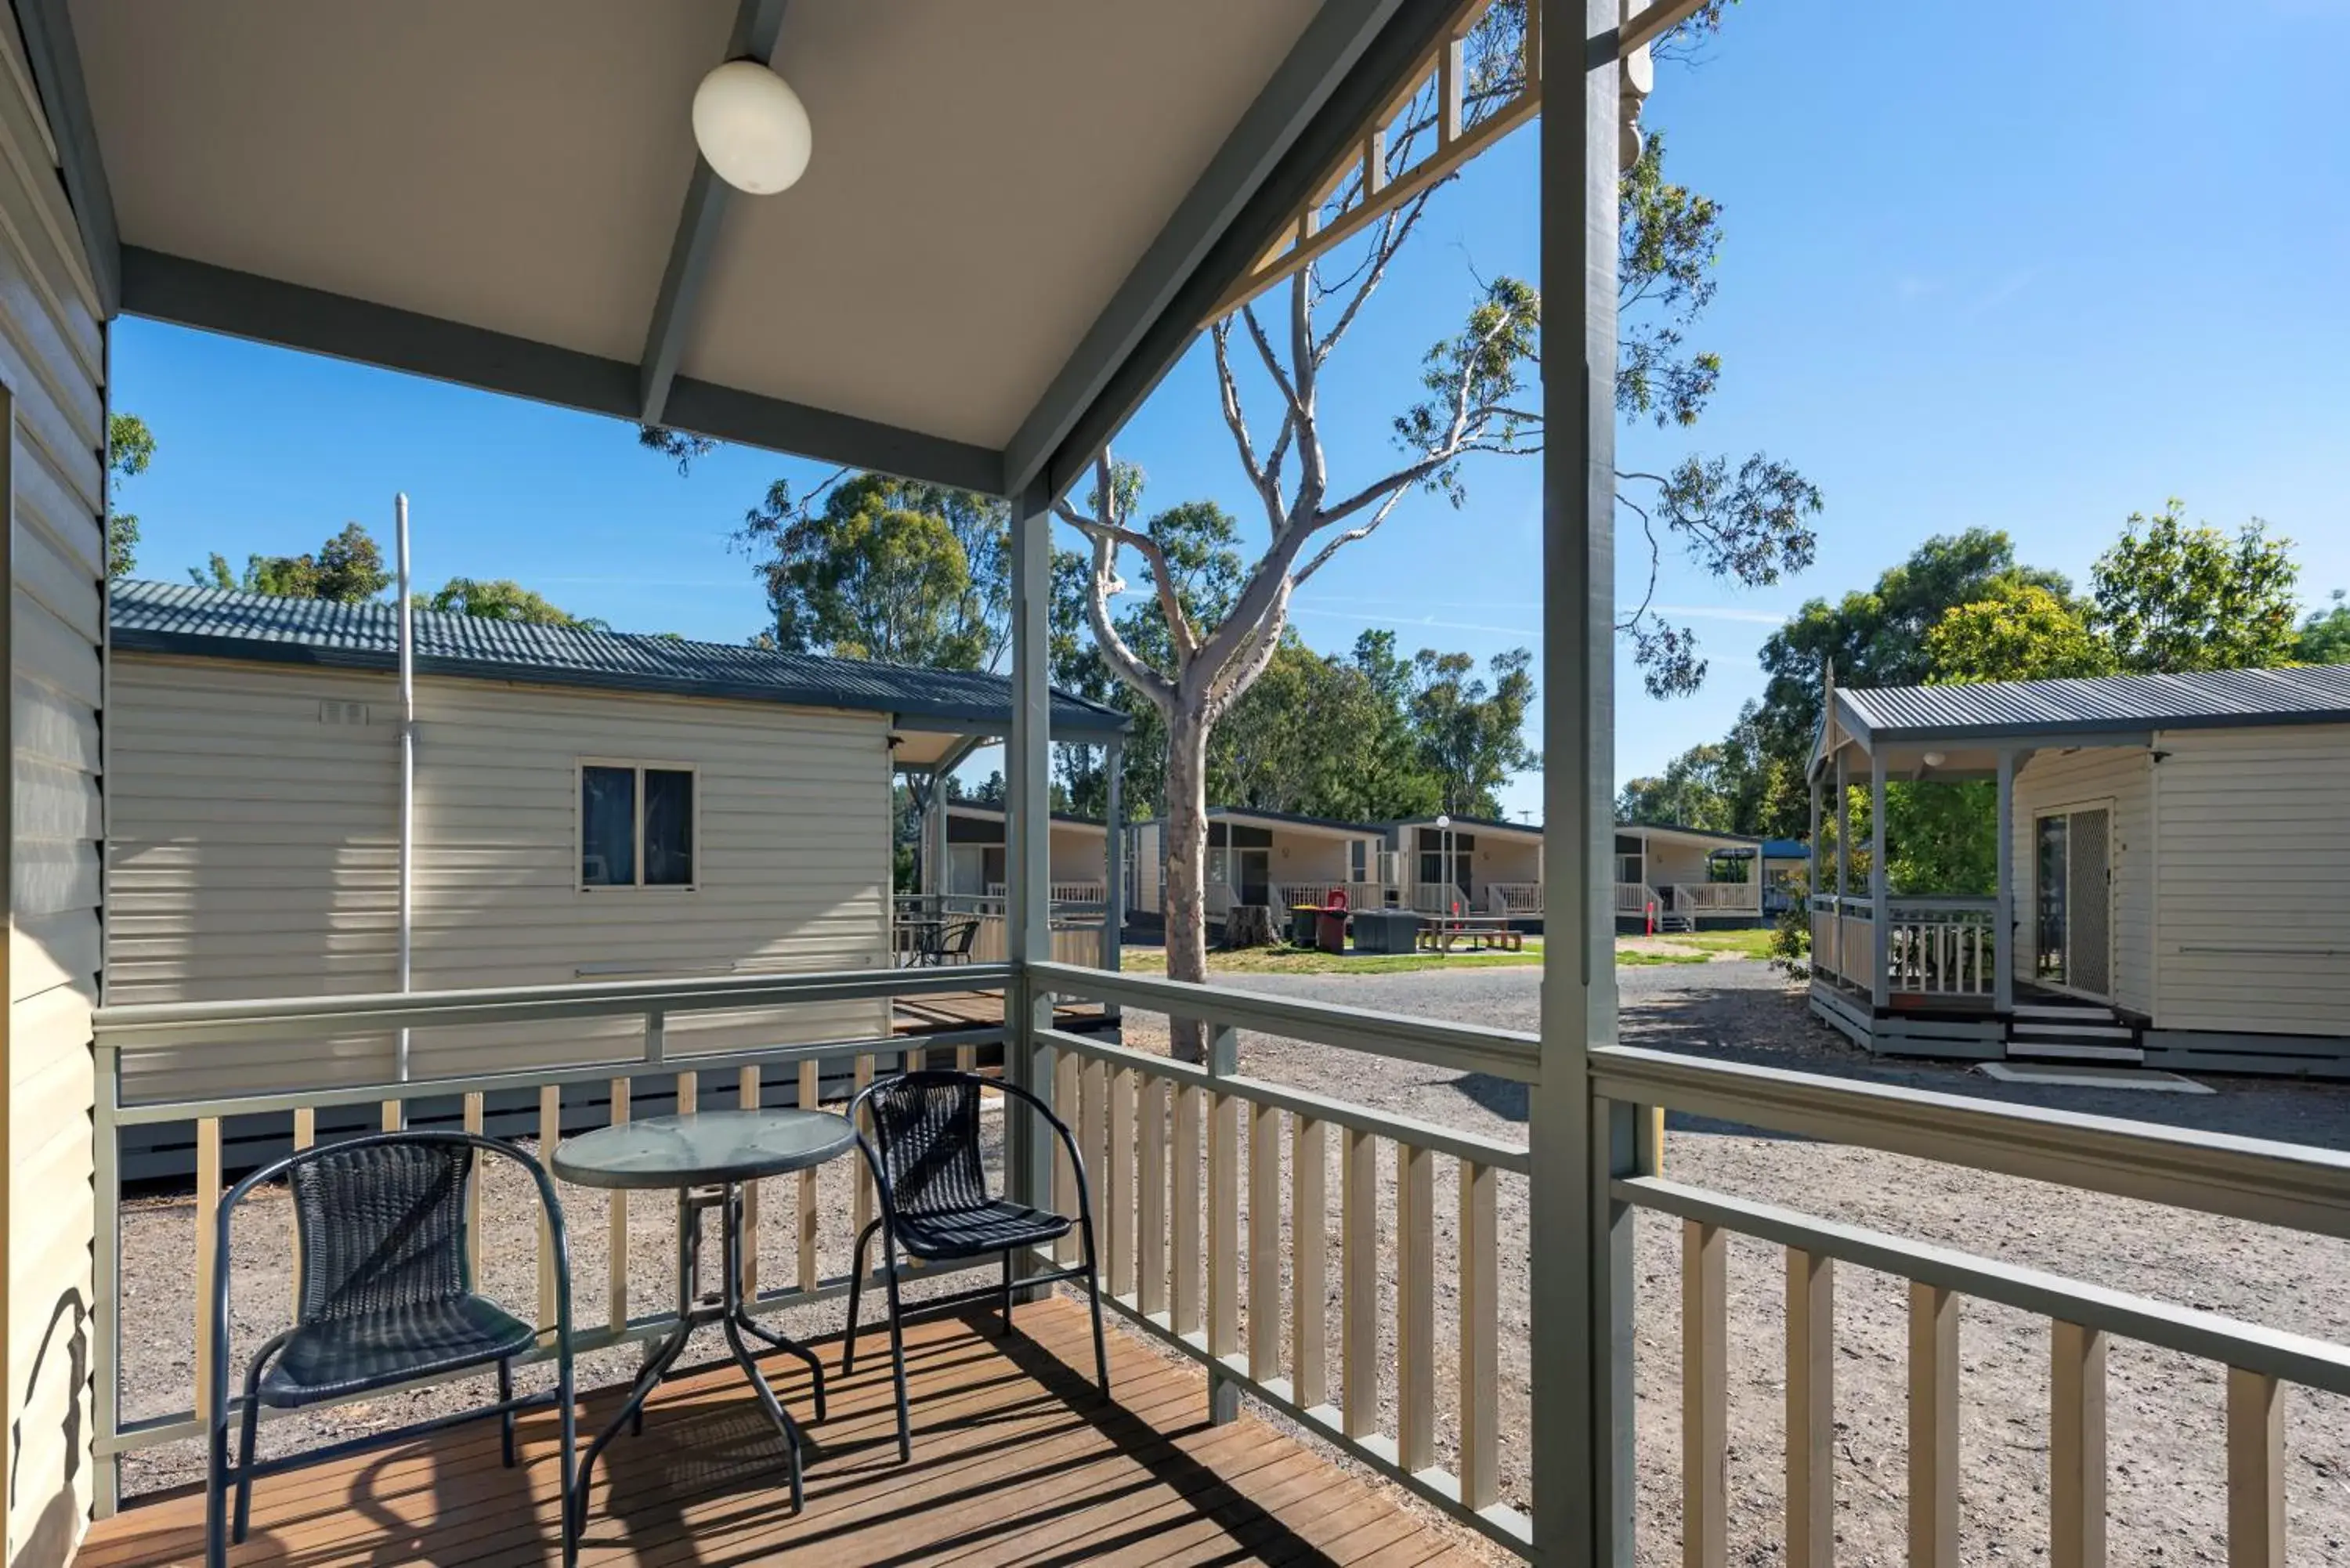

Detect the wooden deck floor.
xmin=890 ymin=992 xmax=1106 ymax=1037
xmin=81 ymin=1297 xmax=1476 ymax=1568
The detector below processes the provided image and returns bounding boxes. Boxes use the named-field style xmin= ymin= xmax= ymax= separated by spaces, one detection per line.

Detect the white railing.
xmin=1809 ymin=893 xmax=1876 ymax=992
xmin=1885 ymin=896 xmax=1998 ymax=995
xmin=1051 ymin=880 xmax=1106 ymax=905
xmin=1410 ymin=884 xmax=1469 ymax=915
xmin=86 ymin=964 xmax=1014 ymax=1512
xmin=1273 ymin=881 xmax=1346 ymax=909
xmin=1614 ymin=881 xmax=1657 ymax=916
xmin=1670 ymin=880 xmax=1760 ymax=913
xmin=1487 ymin=881 xmax=1542 ymax=915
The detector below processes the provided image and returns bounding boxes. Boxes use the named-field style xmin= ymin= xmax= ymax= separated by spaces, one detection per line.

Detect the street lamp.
xmin=1434 ymin=814 xmax=1455 ymax=915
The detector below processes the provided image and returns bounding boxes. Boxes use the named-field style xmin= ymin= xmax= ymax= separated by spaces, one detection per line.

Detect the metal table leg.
xmin=570 ymin=1181 xmax=829 ymax=1533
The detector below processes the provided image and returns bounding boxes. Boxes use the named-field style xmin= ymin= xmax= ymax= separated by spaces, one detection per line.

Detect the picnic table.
xmin=1416 ymin=914 xmax=1524 ymax=953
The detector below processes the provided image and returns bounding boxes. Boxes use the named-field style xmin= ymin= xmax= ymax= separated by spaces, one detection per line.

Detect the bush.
xmin=1769 ymin=873 xmax=1811 ymax=979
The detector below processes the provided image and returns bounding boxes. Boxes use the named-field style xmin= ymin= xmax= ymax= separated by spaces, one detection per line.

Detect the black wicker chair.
xmin=938 ymin=919 xmax=982 ymax=965
xmin=843 ymin=1071 xmax=1108 ymax=1460
xmin=204 ymin=1131 xmax=576 ymax=1568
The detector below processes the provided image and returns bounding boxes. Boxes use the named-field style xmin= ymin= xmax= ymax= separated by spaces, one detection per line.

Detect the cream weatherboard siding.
xmin=107 ymin=656 xmax=894 ymax=1101
xmin=2149 ymin=723 xmax=2350 ymax=1037
xmin=0 ymin=9 xmax=108 ymax=1563
xmin=2010 ymin=746 xmax=2155 ymax=1018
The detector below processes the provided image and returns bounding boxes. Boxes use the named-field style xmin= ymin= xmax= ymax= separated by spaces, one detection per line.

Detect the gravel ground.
xmin=117 ymin=961 xmax=2350 ymax=1566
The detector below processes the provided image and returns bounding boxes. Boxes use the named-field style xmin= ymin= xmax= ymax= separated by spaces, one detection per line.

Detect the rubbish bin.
xmin=1315 ymin=905 xmax=1347 ymax=954
xmin=1289 ymin=905 xmax=1321 ymax=946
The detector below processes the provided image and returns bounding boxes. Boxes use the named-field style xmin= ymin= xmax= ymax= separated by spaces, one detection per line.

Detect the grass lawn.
xmin=1118 ymin=924 xmax=1777 ymax=976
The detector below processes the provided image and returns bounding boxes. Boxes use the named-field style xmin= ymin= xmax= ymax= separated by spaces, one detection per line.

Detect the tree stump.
xmin=1224 ymin=904 xmax=1278 ymax=948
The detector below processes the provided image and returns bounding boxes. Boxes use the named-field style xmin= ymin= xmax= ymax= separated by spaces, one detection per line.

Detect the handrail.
xmin=93 ymin=962 xmax=1013 ymax=1049
xmin=1589 ymin=1045 xmax=2350 ymax=1237
xmin=1026 ymin=959 xmax=1542 ymax=1083
xmin=1620 ymin=1176 xmax=2350 ymax=1397
xmin=1036 ymin=1026 xmax=1531 ymax=1172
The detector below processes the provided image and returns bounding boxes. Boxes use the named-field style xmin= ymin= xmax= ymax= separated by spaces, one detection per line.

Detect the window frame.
xmin=575 ymin=757 xmax=700 ymax=894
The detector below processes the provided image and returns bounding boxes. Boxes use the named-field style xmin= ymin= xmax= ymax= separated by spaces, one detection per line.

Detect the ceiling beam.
xmin=638 ymin=0 xmax=793 ymax=427
xmin=120 ymin=245 xmax=1003 ymax=493
xmin=1003 ymin=0 xmax=1460 ymax=502
xmin=12 ymin=0 xmax=121 ymax=313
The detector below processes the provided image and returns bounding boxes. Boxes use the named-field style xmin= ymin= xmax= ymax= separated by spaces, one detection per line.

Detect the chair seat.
xmin=259 ymin=1294 xmax=536 ymax=1407
xmin=895 ymin=1200 xmax=1075 ymax=1260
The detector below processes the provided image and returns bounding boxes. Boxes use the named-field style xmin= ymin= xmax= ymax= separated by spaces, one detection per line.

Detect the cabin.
xmin=1383 ymin=815 xmax=1542 ymax=917
xmin=1123 ymin=807 xmax=1393 ymax=919
xmin=1810 ymin=663 xmax=2350 ymax=1074
xmin=1612 ymin=822 xmax=1773 ymax=930
xmin=105 ymin=580 xmax=1127 ymax=1105
xmin=939 ymin=802 xmax=1108 ymax=904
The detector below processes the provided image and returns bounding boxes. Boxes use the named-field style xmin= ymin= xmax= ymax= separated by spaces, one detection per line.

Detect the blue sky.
xmin=114 ymin=1 xmax=2349 ymax=821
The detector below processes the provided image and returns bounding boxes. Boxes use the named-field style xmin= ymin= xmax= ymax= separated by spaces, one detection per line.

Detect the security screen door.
xmin=2034 ymin=807 xmax=2111 ymax=997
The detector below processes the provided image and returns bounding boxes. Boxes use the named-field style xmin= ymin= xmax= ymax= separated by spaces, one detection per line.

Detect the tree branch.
xmin=1212 ymin=320 xmax=1285 ymax=536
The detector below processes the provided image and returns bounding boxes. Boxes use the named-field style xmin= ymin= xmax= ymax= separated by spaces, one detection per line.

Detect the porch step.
xmin=2005 ymin=1040 xmax=2146 ymax=1065
xmin=2005 ymin=999 xmax=2145 ymax=1065
xmin=2012 ymin=1002 xmax=2122 ymax=1024
xmin=2010 ymin=1021 xmax=2136 ymax=1042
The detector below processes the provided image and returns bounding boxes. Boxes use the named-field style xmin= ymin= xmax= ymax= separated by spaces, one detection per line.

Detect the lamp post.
xmin=1435 ymin=813 xmax=1455 ymax=915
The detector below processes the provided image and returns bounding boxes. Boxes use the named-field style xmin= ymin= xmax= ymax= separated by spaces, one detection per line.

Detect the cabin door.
xmin=2033 ymin=806 xmax=2112 ymax=999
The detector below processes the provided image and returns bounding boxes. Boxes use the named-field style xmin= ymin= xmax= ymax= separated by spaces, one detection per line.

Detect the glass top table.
xmin=554 ymin=1107 xmax=858 ymax=1530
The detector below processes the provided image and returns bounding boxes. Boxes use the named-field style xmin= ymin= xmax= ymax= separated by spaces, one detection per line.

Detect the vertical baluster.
xmin=291 ymin=1107 xmax=316 ymax=1316
xmin=1079 ymin=1058 xmax=1108 ymax=1270
xmin=2051 ymin=1320 xmax=2107 ymax=1568
xmin=1909 ymin=1282 xmax=1960 ymax=1568
xmin=193 ymin=1118 xmax=222 ymax=1420
xmin=381 ymin=1097 xmax=401 ymax=1132
xmin=1292 ymin=1116 xmax=1329 ymax=1411
xmin=463 ymin=1091 xmax=485 ymax=1281
xmin=537 ymin=1085 xmax=560 ymax=1337
xmin=1683 ymin=1219 xmax=1727 ymax=1568
xmin=955 ymin=1040 xmax=977 ymax=1071
xmin=1172 ymin=1081 xmax=1204 ymax=1335
xmin=851 ymin=1053 xmax=875 ymax=1247
xmin=1248 ymin=1100 xmax=1282 ymax=1383
xmin=1208 ymin=1089 xmax=1241 ymax=1367
xmin=797 ymin=1059 xmax=819 ymax=1294
xmin=1139 ymin=1075 xmax=1169 ymax=1317
xmin=1108 ymin=1065 xmax=1135 ymax=1299
xmin=676 ymin=1068 xmax=698 ymax=1115
xmin=609 ymin=1078 xmax=631 ymax=1332
xmin=1397 ymin=1140 xmax=1435 ymax=1473
xmin=738 ymin=1066 xmax=761 ymax=1299
xmin=1787 ymin=1248 xmax=1835 ymax=1568
xmin=1458 ymin=1157 xmax=1499 ymax=1509
xmin=1053 ymin=1049 xmax=1081 ymax=1263
xmin=2226 ymin=1367 xmax=2284 ymax=1568
xmin=1341 ymin=1125 xmax=1379 ymax=1439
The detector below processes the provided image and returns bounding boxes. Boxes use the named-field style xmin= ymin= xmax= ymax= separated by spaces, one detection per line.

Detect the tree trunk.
xmin=1162 ymin=706 xmax=1213 ymax=1063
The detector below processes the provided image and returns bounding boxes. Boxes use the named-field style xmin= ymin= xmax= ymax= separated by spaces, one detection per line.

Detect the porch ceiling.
xmin=58 ymin=0 xmax=1443 ymax=496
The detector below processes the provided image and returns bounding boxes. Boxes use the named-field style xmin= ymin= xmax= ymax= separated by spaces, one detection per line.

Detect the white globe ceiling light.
xmin=692 ymin=60 xmax=812 ymax=195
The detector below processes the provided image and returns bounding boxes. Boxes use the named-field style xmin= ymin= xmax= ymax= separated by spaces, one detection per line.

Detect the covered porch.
xmin=1611 ymin=824 xmax=1766 ymax=930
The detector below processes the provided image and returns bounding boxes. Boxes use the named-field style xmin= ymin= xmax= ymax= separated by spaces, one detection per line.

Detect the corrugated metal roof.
xmin=1840 ymin=664 xmax=2350 ymax=742
xmin=109 ymin=580 xmax=1129 ymax=734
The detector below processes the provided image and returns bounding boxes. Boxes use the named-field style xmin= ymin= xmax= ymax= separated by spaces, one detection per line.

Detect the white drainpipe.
xmin=395 ymin=493 xmax=415 ymax=1089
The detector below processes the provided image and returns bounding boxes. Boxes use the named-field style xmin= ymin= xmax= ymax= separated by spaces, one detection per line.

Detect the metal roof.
xmin=1618 ymin=820 xmax=1759 ymax=846
xmin=109 ymin=580 xmax=1129 ymax=735
xmin=1838 ymin=665 xmax=2350 ymax=744
xmin=1389 ymin=813 xmax=1543 ymax=839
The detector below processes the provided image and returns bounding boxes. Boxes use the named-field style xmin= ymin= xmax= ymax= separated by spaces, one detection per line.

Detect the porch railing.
xmin=1668 ymin=880 xmax=1759 ymax=914
xmin=86 ymin=963 xmax=1014 ymax=1513
xmin=1615 ymin=881 xmax=1658 ymax=916
xmin=1487 ymin=881 xmax=1542 ymax=916
xmin=1886 ymin=896 xmax=1998 ymax=996
xmin=1809 ymin=894 xmax=1877 ymax=992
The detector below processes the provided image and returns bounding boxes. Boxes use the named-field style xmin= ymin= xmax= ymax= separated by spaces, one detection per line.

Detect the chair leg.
xmin=558 ymin=1349 xmax=579 ymax=1568
xmin=842 ymin=1219 xmax=880 ymax=1375
xmin=230 ymin=1340 xmax=282 ymax=1547
xmin=204 ymin=1400 xmax=230 ymax=1568
xmin=999 ymin=1251 xmax=1014 ymax=1336
xmin=1080 ymin=1218 xmax=1111 ymax=1400
xmin=497 ymin=1359 xmax=516 ymax=1468
xmin=881 ymin=1231 xmax=913 ymax=1463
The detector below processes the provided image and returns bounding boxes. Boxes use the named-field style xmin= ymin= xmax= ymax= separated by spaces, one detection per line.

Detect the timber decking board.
xmin=83 ymin=1296 xmax=1478 ymax=1567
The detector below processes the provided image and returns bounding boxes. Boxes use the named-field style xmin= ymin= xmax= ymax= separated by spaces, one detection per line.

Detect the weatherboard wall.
xmin=2149 ymin=722 xmax=2350 ymax=1038
xmin=107 ymin=656 xmax=893 ymax=1100
xmin=0 ymin=5 xmax=108 ymax=1559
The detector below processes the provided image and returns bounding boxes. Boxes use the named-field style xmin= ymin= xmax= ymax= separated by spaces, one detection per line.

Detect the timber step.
xmin=2005 ymin=999 xmax=2145 ymax=1065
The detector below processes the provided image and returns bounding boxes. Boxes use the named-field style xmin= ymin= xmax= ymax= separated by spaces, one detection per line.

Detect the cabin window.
xmin=580 ymin=762 xmax=696 ymax=888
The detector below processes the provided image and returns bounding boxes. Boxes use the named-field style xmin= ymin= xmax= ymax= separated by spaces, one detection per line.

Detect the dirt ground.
xmin=117 ymin=963 xmax=2350 ymax=1566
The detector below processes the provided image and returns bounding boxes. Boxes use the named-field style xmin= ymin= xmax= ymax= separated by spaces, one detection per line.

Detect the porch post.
xmin=1807 ymin=771 xmax=1822 ymax=975
xmin=1994 ymin=749 xmax=2016 ymax=1013
xmin=923 ymin=771 xmax=947 ymax=899
xmin=1870 ymin=751 xmax=1889 ymax=1010
xmin=1006 ymin=478 xmax=1055 ymax=1220
xmin=1833 ymin=746 xmax=1849 ymax=984
xmin=1532 ymin=1 xmax=1634 ymax=1562
xmin=1102 ymin=737 xmax=1125 ymax=982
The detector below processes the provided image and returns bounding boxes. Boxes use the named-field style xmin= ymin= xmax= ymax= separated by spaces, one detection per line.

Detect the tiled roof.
xmin=1840 ymin=664 xmax=2350 ymax=742
xmin=109 ymin=580 xmax=1129 ymax=734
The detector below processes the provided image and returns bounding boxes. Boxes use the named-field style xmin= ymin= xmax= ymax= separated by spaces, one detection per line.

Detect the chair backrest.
xmin=859 ymin=1071 xmax=992 ymax=1219
xmin=287 ymin=1139 xmax=473 ymax=1324
xmin=943 ymin=919 xmax=981 ymax=957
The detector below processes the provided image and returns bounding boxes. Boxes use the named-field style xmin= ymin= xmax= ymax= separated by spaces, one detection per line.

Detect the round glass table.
xmin=553 ymin=1107 xmax=857 ymax=1524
